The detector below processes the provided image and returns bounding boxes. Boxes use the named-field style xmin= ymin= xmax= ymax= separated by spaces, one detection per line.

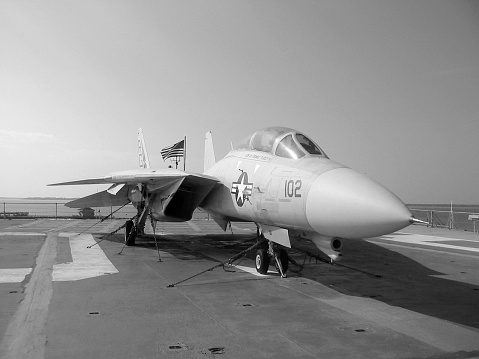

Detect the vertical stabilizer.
xmin=204 ymin=131 xmax=216 ymax=172
xmin=138 ymin=128 xmax=151 ymax=169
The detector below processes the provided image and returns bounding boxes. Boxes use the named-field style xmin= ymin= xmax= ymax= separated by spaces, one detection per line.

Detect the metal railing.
xmin=2 ymin=201 xmax=478 ymax=233
xmin=1 ymin=201 xmax=210 ymax=221
xmin=1 ymin=201 xmax=128 ymax=220
xmin=409 ymin=208 xmax=479 ymax=233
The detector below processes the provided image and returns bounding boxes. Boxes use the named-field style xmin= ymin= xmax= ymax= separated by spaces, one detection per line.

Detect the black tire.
xmin=125 ymin=220 xmax=136 ymax=246
xmin=278 ymin=248 xmax=289 ymax=273
xmin=255 ymin=249 xmax=270 ymax=275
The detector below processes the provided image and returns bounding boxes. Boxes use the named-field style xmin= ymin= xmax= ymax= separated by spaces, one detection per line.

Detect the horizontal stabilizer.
xmin=66 ymin=186 xmax=130 ymax=208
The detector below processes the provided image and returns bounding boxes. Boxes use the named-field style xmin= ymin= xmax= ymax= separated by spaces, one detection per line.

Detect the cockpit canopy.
xmin=235 ymin=126 xmax=328 ymax=160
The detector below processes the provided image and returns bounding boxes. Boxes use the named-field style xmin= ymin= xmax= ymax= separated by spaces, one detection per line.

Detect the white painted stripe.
xmin=0 ymin=232 xmax=45 ymax=236
xmin=16 ymin=220 xmax=47 ymax=228
xmin=0 ymin=268 xmax=32 ymax=283
xmin=49 ymin=221 xmax=82 ymax=231
xmin=234 ymin=264 xmax=278 ymax=277
xmin=396 ymin=231 xmax=479 ymax=243
xmin=53 ymin=233 xmax=118 ymax=281
xmin=186 ymin=221 xmax=201 ymax=231
xmin=0 ymin=233 xmax=56 ymax=359
xmin=231 ymin=225 xmax=253 ymax=231
xmin=376 ymin=233 xmax=479 ymax=253
xmin=367 ymin=240 xmax=479 ymax=259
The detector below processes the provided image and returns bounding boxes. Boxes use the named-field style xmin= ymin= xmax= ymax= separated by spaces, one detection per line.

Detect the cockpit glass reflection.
xmin=275 ymin=135 xmax=305 ymax=159
xmin=250 ymin=127 xmax=289 ymax=153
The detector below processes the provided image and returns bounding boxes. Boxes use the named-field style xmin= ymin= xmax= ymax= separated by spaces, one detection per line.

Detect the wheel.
xmin=125 ymin=220 xmax=136 ymax=246
xmin=255 ymin=249 xmax=270 ymax=274
xmin=278 ymin=248 xmax=289 ymax=273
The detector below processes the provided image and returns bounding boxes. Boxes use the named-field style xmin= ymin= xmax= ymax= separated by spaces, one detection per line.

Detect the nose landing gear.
xmin=254 ymin=241 xmax=289 ymax=278
xmin=255 ymin=248 xmax=269 ymax=274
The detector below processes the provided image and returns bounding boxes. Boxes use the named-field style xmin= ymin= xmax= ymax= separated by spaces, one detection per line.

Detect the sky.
xmin=1 ymin=0 xmax=478 ymax=203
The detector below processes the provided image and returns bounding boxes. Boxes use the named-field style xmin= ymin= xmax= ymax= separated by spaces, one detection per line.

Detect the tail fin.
xmin=138 ymin=128 xmax=151 ymax=169
xmin=204 ymin=131 xmax=216 ymax=172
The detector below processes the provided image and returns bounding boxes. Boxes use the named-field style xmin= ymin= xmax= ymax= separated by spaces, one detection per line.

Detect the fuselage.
xmin=202 ymin=149 xmax=412 ymax=240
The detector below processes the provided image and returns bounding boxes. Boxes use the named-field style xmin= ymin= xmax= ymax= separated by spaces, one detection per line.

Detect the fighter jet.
xmin=49 ymin=127 xmax=417 ymax=277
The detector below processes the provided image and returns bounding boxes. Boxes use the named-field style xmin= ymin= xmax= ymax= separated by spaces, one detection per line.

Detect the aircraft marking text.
xmin=284 ymin=179 xmax=302 ymax=198
xmin=244 ymin=153 xmax=272 ymax=161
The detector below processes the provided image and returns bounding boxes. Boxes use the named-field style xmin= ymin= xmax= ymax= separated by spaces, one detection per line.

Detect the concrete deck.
xmin=0 ymin=219 xmax=478 ymax=358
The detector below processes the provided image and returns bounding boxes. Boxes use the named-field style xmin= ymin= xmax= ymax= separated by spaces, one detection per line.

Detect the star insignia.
xmin=231 ymin=172 xmax=253 ymax=207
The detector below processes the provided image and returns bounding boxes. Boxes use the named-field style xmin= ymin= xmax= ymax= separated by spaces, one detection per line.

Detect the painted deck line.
xmin=15 ymin=220 xmax=48 ymax=229
xmin=231 ymin=224 xmax=253 ymax=231
xmin=186 ymin=221 xmax=201 ymax=232
xmin=0 ymin=232 xmax=45 ymax=236
xmin=47 ymin=221 xmax=83 ymax=232
xmin=0 ymin=268 xmax=32 ymax=283
xmin=155 ymin=232 xmax=174 ymax=236
xmin=397 ymin=231 xmax=479 ymax=243
xmin=234 ymin=264 xmax=278 ymax=277
xmin=376 ymin=232 xmax=479 ymax=253
xmin=53 ymin=233 xmax=118 ymax=281
xmin=0 ymin=233 xmax=56 ymax=359
xmin=366 ymin=240 xmax=479 ymax=259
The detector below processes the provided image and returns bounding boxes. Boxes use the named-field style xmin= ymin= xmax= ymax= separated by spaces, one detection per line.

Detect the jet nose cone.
xmin=306 ymin=168 xmax=412 ymax=238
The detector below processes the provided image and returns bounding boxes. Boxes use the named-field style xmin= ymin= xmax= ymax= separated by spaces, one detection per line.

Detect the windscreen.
xmin=295 ymin=133 xmax=323 ymax=155
xmin=275 ymin=135 xmax=305 ymax=159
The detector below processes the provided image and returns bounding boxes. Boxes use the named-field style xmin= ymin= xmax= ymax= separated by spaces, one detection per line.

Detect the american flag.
xmin=161 ymin=139 xmax=185 ymax=160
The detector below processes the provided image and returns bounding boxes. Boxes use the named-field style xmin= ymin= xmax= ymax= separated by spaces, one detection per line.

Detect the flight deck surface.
xmin=0 ymin=219 xmax=478 ymax=358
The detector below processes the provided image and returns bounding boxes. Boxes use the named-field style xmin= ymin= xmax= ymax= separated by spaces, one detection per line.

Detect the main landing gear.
xmin=120 ymin=217 xmax=162 ymax=261
xmin=124 ymin=219 xmax=137 ymax=246
xmin=255 ymin=241 xmax=289 ymax=278
xmin=124 ymin=200 xmax=148 ymax=247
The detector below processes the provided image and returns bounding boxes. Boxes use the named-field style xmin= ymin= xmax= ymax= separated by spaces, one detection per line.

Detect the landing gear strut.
xmin=254 ymin=241 xmax=289 ymax=278
xmin=119 ymin=194 xmax=148 ymax=254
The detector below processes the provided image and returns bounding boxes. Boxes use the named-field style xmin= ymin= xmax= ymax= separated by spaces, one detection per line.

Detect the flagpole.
xmin=183 ymin=136 xmax=186 ymax=171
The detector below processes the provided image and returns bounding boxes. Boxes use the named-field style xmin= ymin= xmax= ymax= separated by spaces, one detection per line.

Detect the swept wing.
xmin=49 ymin=169 xmax=219 ymax=221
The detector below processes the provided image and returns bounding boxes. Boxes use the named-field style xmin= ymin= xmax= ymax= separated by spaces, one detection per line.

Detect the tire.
xmin=125 ymin=220 xmax=136 ymax=246
xmin=255 ymin=249 xmax=270 ymax=275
